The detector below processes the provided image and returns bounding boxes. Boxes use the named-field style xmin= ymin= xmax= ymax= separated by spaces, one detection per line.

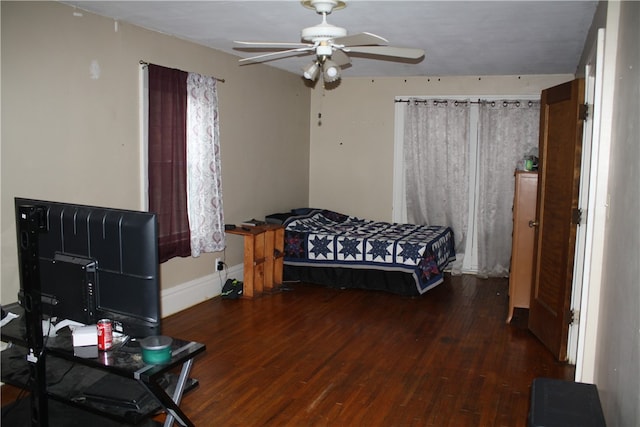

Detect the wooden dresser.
xmin=507 ymin=171 xmax=538 ymax=323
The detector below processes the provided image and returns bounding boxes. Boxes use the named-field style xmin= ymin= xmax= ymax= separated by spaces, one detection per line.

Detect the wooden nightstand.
xmin=226 ymin=224 xmax=285 ymax=298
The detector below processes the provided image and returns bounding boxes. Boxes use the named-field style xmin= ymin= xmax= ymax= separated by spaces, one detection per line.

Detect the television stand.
xmin=1 ymin=302 xmax=206 ymax=426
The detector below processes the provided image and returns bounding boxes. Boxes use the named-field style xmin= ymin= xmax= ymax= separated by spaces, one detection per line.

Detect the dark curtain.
xmin=148 ymin=64 xmax=191 ymax=263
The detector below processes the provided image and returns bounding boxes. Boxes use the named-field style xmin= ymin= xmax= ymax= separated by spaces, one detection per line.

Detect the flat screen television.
xmin=15 ymin=197 xmax=161 ymax=338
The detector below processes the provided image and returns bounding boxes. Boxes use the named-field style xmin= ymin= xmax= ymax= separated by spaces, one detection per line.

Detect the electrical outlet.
xmin=216 ymin=258 xmax=224 ymax=271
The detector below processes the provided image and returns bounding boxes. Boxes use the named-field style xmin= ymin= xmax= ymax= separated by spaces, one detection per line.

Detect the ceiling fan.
xmin=235 ymin=0 xmax=425 ymax=84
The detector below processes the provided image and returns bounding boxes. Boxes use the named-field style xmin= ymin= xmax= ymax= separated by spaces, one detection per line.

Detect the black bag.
xmin=221 ymin=279 xmax=243 ymax=299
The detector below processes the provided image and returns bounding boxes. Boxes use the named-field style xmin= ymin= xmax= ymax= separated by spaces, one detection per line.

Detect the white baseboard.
xmin=160 ymin=263 xmax=243 ymax=317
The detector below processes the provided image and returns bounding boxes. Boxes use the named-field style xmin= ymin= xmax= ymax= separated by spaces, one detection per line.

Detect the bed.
xmin=268 ymin=209 xmax=455 ymax=296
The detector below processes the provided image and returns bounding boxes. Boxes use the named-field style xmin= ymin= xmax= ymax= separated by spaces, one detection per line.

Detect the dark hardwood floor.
xmin=164 ymin=274 xmax=573 ymax=426
xmin=1 ymin=274 xmax=574 ymax=426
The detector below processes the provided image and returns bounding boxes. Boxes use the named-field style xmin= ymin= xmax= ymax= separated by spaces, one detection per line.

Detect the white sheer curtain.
xmin=403 ymin=100 xmax=470 ymax=261
xmin=476 ymin=101 xmax=540 ymax=277
xmin=401 ymin=98 xmax=540 ymax=277
xmin=186 ymin=72 xmax=225 ymax=257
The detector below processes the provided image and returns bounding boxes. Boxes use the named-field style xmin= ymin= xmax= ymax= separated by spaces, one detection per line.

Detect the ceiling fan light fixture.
xmin=323 ymin=59 xmax=341 ymax=82
xmin=303 ymin=61 xmax=321 ymax=81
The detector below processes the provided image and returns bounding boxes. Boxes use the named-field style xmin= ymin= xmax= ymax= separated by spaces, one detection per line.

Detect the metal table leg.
xmin=163 ymin=358 xmax=194 ymax=427
xmin=136 ymin=357 xmax=195 ymax=427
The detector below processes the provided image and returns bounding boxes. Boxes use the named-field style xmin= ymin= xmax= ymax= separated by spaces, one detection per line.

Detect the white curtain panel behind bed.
xmin=402 ymin=98 xmax=539 ymax=277
xmin=476 ymin=101 xmax=540 ymax=277
xmin=403 ymin=101 xmax=470 ymax=261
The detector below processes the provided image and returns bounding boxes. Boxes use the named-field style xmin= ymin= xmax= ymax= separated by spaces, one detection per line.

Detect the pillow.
xmin=265 ymin=212 xmax=291 ymax=225
xmin=290 ymin=207 xmax=318 ymax=216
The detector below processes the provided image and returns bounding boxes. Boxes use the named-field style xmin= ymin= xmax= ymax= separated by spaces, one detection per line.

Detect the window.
xmin=144 ymin=64 xmax=225 ymax=263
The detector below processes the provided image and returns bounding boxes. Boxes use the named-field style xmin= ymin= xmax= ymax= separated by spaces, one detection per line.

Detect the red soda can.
xmin=97 ymin=319 xmax=113 ymax=351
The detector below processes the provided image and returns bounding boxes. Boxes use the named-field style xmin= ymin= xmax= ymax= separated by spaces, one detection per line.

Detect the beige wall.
xmin=308 ymin=74 xmax=573 ymax=221
xmin=589 ymin=1 xmax=640 ymax=425
xmin=569 ymin=2 xmax=640 ymax=425
xmin=1 ymin=1 xmax=310 ymax=304
xmin=4 ymin=1 xmax=638 ymax=424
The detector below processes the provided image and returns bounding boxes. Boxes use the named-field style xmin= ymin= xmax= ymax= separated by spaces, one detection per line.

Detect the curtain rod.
xmin=395 ymin=98 xmax=536 ymax=107
xmin=139 ymin=60 xmax=225 ymax=83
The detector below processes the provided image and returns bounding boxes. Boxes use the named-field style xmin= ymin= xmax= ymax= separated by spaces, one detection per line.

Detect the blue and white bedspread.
xmin=283 ymin=210 xmax=456 ymax=294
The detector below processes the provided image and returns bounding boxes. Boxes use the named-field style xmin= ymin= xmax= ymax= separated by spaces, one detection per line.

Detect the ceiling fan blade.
xmin=239 ymin=46 xmax=315 ymax=63
xmin=333 ymin=32 xmax=388 ymax=47
xmin=235 ymin=41 xmax=311 ymax=48
xmin=332 ymin=49 xmax=351 ymax=67
xmin=345 ymin=46 xmax=425 ymax=60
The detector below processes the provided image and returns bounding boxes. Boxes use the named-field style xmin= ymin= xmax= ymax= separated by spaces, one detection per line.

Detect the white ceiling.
xmin=63 ymin=1 xmax=599 ymax=78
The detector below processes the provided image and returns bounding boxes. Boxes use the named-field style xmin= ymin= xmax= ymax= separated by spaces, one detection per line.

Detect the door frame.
xmin=574 ymin=26 xmax=613 ymax=381
xmin=567 ymin=29 xmax=603 ymax=364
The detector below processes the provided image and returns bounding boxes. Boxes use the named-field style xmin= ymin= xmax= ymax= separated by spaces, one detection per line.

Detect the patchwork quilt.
xmin=283 ymin=210 xmax=456 ymax=294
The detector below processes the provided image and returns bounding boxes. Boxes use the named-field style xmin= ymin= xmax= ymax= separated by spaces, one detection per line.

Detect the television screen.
xmin=15 ymin=198 xmax=161 ymax=338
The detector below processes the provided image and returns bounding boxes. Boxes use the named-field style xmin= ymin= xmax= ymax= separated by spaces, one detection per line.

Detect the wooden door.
xmin=528 ymin=79 xmax=585 ymax=361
